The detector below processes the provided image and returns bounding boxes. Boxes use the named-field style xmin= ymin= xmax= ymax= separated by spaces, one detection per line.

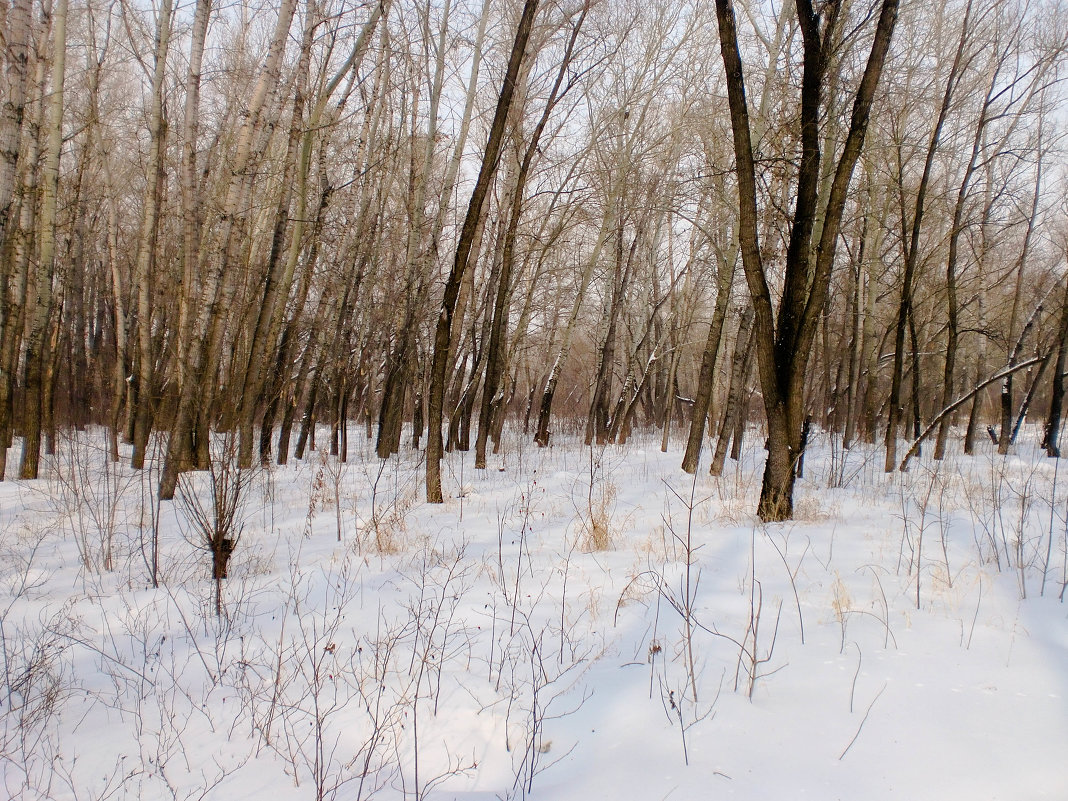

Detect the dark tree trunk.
xmin=711 ymin=308 xmax=754 ymax=476
xmin=1043 ymin=286 xmax=1068 ymax=457
xmin=475 ymin=6 xmax=587 ymax=470
xmin=426 ymin=0 xmax=540 ymax=502
xmin=714 ymin=0 xmax=899 ymax=520
xmin=681 ymin=245 xmax=736 ymax=474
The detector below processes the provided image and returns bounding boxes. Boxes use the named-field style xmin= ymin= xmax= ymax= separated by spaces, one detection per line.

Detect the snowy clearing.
xmin=1 ymin=427 xmax=1066 ymax=800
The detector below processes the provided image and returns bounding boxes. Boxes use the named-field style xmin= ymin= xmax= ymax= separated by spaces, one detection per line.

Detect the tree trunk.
xmin=681 ymin=242 xmax=736 ymax=473
xmin=0 ymin=0 xmax=30 ymax=246
xmin=1042 ymin=281 xmax=1068 ymax=457
xmin=710 ymin=308 xmax=754 ymax=476
xmin=0 ymin=25 xmax=40 ymax=481
xmin=379 ymin=0 xmax=480 ymax=460
xmin=235 ymin=4 xmax=316 ymax=468
xmin=534 ymin=202 xmax=614 ymax=447
xmin=997 ymin=128 xmax=1043 ymax=454
xmin=160 ymin=0 xmax=297 ymax=499
xmin=475 ymin=4 xmax=587 ymax=470
xmin=426 ymin=0 xmax=540 ymax=503
xmin=713 ymin=0 xmax=899 ymax=520
xmin=18 ymin=0 xmax=67 ymax=479
xmin=884 ymin=5 xmax=969 ymax=471
xmin=130 ymin=0 xmax=173 ymax=470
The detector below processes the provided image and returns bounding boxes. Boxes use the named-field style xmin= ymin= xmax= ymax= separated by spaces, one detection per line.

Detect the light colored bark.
xmin=17 ymin=0 xmax=66 ymax=479
xmin=160 ymin=0 xmax=298 ymax=499
xmin=130 ymin=0 xmax=173 ymax=470
xmin=0 ymin=0 xmax=31 ymax=246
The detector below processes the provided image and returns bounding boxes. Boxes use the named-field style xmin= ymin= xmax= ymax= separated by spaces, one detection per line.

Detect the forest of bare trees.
xmin=2 ymin=0 xmax=1067 ymax=520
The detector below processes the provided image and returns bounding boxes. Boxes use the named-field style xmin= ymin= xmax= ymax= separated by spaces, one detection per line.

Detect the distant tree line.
xmin=1 ymin=0 xmax=1066 ymax=519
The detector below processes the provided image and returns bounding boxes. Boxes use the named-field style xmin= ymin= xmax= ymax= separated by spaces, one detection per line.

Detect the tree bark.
xmin=710 ymin=307 xmax=754 ymax=476
xmin=130 ymin=0 xmax=173 ymax=470
xmin=884 ymin=5 xmax=970 ymax=471
xmin=0 ymin=5 xmax=40 ymax=480
xmin=475 ymin=3 xmax=588 ymax=470
xmin=0 ymin=0 xmax=31 ymax=246
xmin=714 ymin=0 xmax=899 ymax=520
xmin=18 ymin=0 xmax=67 ymax=479
xmin=997 ymin=126 xmax=1044 ymax=453
xmin=681 ymin=242 xmax=736 ymax=473
xmin=1042 ymin=281 xmax=1068 ymax=457
xmin=426 ymin=0 xmax=540 ymax=502
xmin=160 ymin=0 xmax=297 ymax=500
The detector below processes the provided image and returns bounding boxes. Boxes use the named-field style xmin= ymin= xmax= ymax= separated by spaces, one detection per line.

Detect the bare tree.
xmin=159 ymin=0 xmax=298 ymax=499
xmin=426 ymin=0 xmax=541 ymax=503
xmin=713 ymin=0 xmax=900 ymax=520
xmin=18 ymin=0 xmax=68 ymax=479
xmin=129 ymin=0 xmax=173 ymax=471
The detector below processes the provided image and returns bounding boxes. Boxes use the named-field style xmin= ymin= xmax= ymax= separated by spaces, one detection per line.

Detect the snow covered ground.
xmin=1 ymin=426 xmax=1066 ymax=800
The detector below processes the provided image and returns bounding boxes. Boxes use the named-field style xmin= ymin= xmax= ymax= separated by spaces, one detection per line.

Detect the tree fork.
xmin=714 ymin=0 xmax=899 ymax=520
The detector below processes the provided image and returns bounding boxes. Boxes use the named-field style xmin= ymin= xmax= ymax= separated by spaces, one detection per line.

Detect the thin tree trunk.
xmin=842 ymin=218 xmax=865 ymax=449
xmin=534 ymin=199 xmax=614 ymax=447
xmin=475 ymin=3 xmax=588 ymax=469
xmin=130 ymin=0 xmax=173 ymax=470
xmin=681 ymin=242 xmax=736 ymax=473
xmin=884 ymin=5 xmax=970 ymax=471
xmin=997 ymin=127 xmax=1044 ymax=453
xmin=379 ymin=0 xmax=479 ymax=459
xmin=1043 ymin=281 xmax=1068 ymax=457
xmin=710 ymin=308 xmax=754 ymax=476
xmin=426 ymin=0 xmax=540 ymax=503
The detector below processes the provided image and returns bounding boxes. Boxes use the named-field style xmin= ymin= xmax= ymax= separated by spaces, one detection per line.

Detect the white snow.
xmin=1 ymin=427 xmax=1066 ymax=800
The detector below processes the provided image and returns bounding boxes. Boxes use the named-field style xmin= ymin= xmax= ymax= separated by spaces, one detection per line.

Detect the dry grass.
xmin=366 ymin=487 xmax=415 ymax=555
xmin=582 ymin=481 xmax=617 ymax=552
xmin=793 ymin=494 xmax=840 ymax=522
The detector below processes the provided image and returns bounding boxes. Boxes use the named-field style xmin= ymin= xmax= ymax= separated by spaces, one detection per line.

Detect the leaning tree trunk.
xmin=681 ymin=241 xmax=737 ymax=473
xmin=710 ymin=307 xmax=754 ymax=476
xmin=475 ymin=4 xmax=587 ymax=470
xmin=159 ymin=0 xmax=297 ymax=500
xmin=378 ymin=0 xmax=481 ymax=460
xmin=426 ymin=0 xmax=540 ymax=503
xmin=234 ymin=1 xmax=319 ymax=468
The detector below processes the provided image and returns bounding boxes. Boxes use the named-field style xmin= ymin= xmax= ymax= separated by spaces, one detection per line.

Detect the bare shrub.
xmin=176 ymin=436 xmax=258 ymax=617
xmin=576 ymin=445 xmax=620 ymax=552
xmin=49 ymin=430 xmax=135 ymax=573
xmin=0 ymin=591 xmax=78 ymax=801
